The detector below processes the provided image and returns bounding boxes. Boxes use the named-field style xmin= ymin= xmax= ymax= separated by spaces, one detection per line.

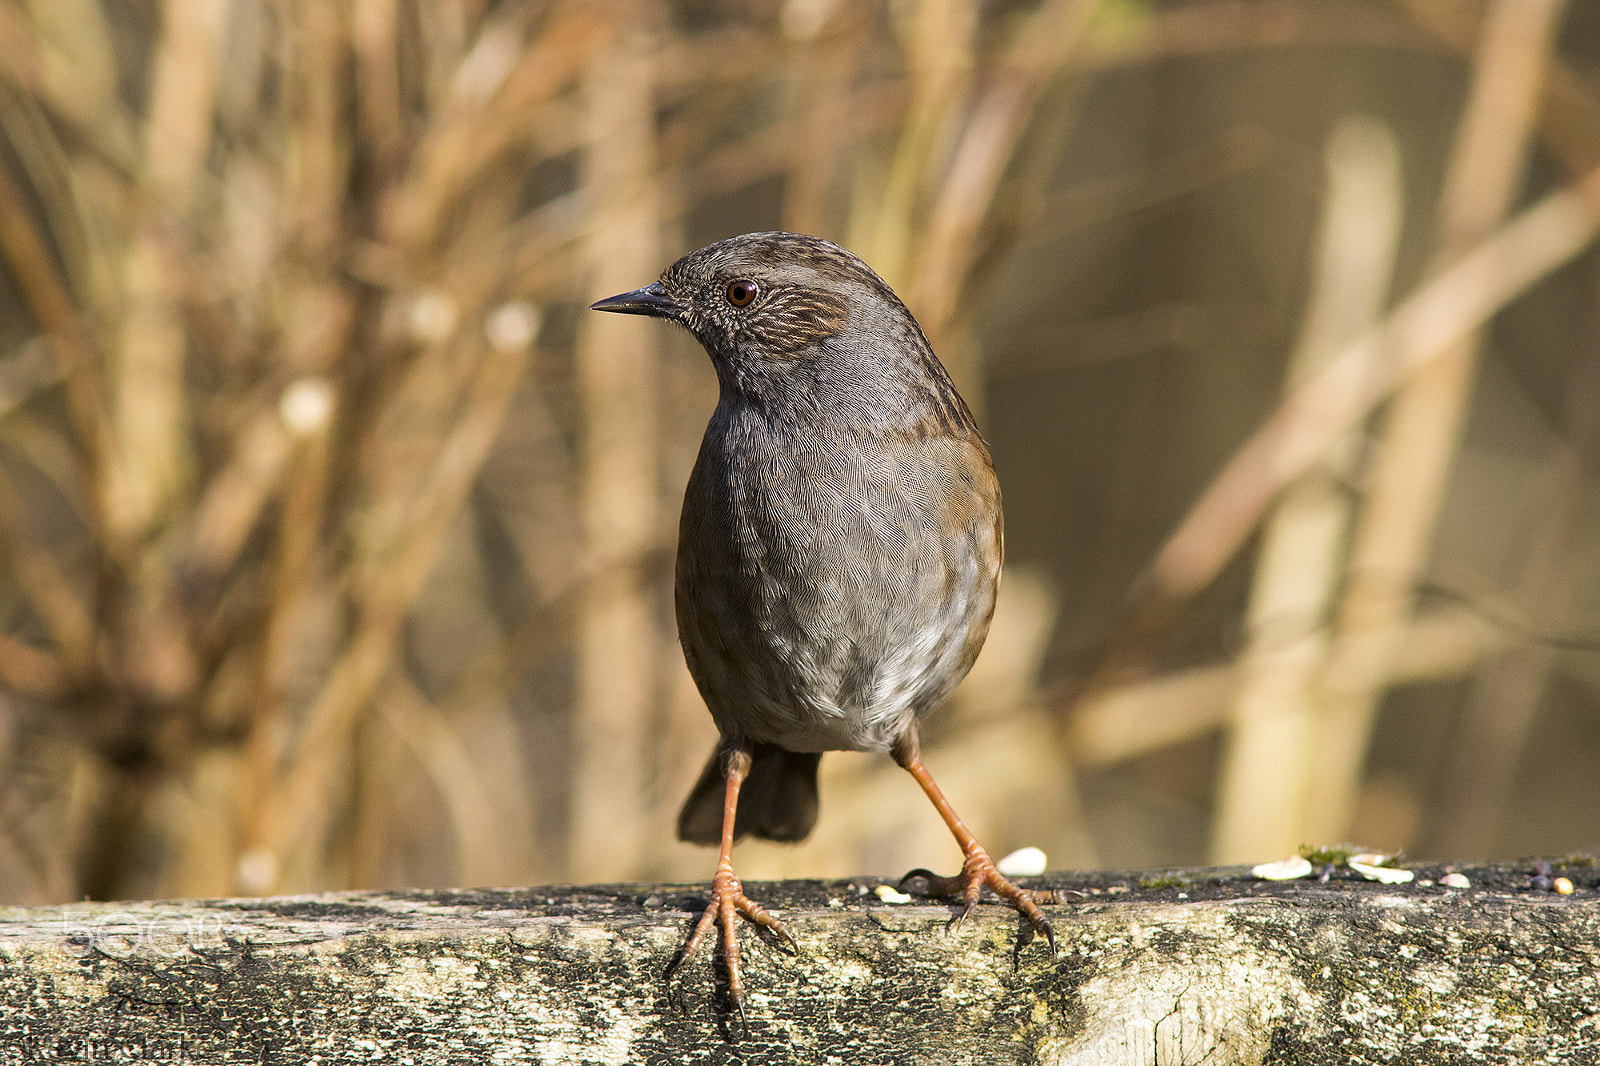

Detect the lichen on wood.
xmin=1 ymin=863 xmax=1596 ymax=1064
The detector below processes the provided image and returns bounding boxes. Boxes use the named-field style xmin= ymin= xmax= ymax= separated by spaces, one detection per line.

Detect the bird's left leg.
xmin=892 ymin=730 xmax=1057 ymax=953
xmin=668 ymin=740 xmax=795 ymax=1012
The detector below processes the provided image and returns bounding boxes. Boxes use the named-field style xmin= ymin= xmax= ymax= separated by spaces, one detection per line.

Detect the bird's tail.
xmin=677 ymin=743 xmax=822 ymax=846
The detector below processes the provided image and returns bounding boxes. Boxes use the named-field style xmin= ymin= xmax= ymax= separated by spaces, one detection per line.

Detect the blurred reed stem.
xmin=0 ymin=0 xmax=1594 ymax=903
xmin=1431 ymin=268 xmax=1600 ymax=858
xmin=569 ymin=20 xmax=663 ymax=883
xmin=1211 ymin=114 xmax=1402 ymax=863
xmin=1309 ymin=0 xmax=1570 ymax=843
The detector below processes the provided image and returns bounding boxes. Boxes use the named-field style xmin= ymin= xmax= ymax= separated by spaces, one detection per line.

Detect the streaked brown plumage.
xmin=591 ymin=231 xmax=1053 ymax=1013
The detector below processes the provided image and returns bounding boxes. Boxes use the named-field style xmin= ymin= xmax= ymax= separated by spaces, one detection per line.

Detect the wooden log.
xmin=1 ymin=861 xmax=1596 ymax=1064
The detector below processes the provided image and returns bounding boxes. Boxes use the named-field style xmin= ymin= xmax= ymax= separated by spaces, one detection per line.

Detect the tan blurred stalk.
xmin=1308 ymin=0 xmax=1569 ymax=844
xmin=0 ymin=0 xmax=581 ymax=900
xmin=1211 ymin=115 xmax=1402 ymax=863
xmin=0 ymin=0 xmax=1593 ymax=906
xmin=569 ymin=19 xmax=663 ymax=883
xmin=855 ymin=0 xmax=1100 ymax=409
xmin=1430 ymin=278 xmax=1600 ymax=858
xmin=1071 ymin=605 xmax=1509 ymax=770
xmin=105 ymin=0 xmax=215 ymax=542
xmin=1064 ymin=161 xmax=1600 ymax=719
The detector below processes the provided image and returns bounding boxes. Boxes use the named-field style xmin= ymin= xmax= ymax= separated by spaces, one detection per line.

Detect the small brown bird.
xmin=591 ymin=232 xmax=1053 ymax=1009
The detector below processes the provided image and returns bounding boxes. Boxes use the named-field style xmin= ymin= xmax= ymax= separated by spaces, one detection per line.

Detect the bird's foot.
xmin=900 ymin=846 xmax=1057 ymax=954
xmin=667 ymin=867 xmax=795 ymax=1014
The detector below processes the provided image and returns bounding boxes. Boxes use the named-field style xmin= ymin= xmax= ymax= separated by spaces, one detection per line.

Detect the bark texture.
xmin=1 ymin=862 xmax=1596 ymax=1064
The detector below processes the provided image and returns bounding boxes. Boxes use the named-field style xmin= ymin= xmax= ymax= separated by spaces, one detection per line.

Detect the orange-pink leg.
xmin=667 ymin=743 xmax=794 ymax=1011
xmin=893 ymin=735 xmax=1056 ymax=952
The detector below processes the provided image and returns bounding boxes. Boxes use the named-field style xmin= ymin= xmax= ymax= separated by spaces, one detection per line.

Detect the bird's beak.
xmin=589 ymin=281 xmax=682 ymax=319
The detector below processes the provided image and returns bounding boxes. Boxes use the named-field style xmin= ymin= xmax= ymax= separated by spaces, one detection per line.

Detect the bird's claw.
xmin=667 ymin=871 xmax=793 ymax=1014
xmin=900 ymin=849 xmax=1057 ymax=954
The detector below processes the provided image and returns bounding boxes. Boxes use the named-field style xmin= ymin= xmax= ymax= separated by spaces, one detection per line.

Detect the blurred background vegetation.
xmin=0 ymin=0 xmax=1598 ymax=904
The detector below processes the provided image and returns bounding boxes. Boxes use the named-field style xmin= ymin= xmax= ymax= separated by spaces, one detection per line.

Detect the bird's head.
xmin=591 ymin=231 xmax=974 ymax=434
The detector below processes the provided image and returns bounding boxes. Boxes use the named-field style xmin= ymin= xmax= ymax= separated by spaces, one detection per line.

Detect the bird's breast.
xmin=674 ymin=408 xmax=1001 ymax=753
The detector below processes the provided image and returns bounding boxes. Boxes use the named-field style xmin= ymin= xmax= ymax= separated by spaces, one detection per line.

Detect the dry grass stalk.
xmin=0 ymin=0 xmax=1109 ymax=901
xmin=0 ymin=0 xmax=583 ymax=900
xmin=1069 ymin=605 xmax=1509 ymax=769
xmin=1211 ymin=115 xmax=1402 ymax=862
xmin=569 ymin=22 xmax=664 ymax=883
xmin=854 ymin=0 xmax=1100 ymax=407
xmin=1307 ymin=0 xmax=1570 ymax=844
xmin=1431 ymin=283 xmax=1600 ymax=857
xmin=1061 ymin=162 xmax=1600 ymax=726
xmin=0 ymin=0 xmax=1591 ymax=903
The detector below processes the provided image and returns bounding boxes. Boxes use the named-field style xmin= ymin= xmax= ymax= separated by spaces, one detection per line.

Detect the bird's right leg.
xmin=667 ymin=740 xmax=795 ymax=1012
xmin=891 ymin=730 xmax=1057 ymax=953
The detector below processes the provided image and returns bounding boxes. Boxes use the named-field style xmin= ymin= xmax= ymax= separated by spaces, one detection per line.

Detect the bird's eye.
xmin=725 ymin=279 xmax=759 ymax=307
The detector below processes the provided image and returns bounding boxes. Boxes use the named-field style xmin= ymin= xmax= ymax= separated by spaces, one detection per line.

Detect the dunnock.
xmin=592 ymin=232 xmax=1053 ymax=1010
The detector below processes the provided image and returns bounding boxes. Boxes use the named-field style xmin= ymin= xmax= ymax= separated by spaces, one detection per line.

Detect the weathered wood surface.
xmin=1 ymin=862 xmax=1596 ymax=1064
